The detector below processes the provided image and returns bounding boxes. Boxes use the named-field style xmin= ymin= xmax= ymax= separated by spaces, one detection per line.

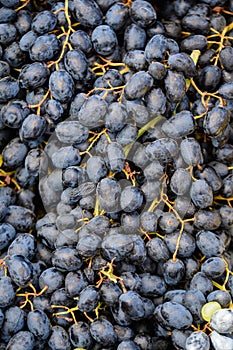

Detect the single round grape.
xmin=190 ymin=180 xmax=213 ymax=209
xmin=162 ymin=110 xmax=195 ymax=139
xmin=130 ymin=0 xmax=157 ymax=28
xmin=29 ymin=34 xmax=60 ymax=62
xmin=27 ymin=309 xmax=51 ymax=340
xmin=185 ymin=331 xmax=210 ymax=350
xmin=49 ymin=70 xmax=75 ymax=103
xmin=0 ymin=76 xmax=19 ymax=103
xmin=210 ymin=308 xmax=233 ymax=333
xmin=6 ymin=331 xmax=35 ymax=350
xmin=31 ymin=10 xmax=57 ymax=34
xmin=124 ymin=71 xmax=153 ymax=100
xmin=92 ymin=24 xmax=118 ymax=56
xmin=72 ymin=0 xmax=103 ymax=28
xmin=96 ymin=177 xmax=121 ymax=213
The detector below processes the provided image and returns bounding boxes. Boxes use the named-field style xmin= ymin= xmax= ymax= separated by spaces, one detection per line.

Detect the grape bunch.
xmin=0 ymin=0 xmax=233 ymax=349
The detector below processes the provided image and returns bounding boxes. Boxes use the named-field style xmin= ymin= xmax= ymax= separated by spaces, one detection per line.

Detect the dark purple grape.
xmin=0 ymin=76 xmax=19 ymax=103
xmin=181 ymin=4 xmax=210 ymax=34
xmin=197 ymin=65 xmax=222 ymax=92
xmin=145 ymin=34 xmax=168 ymax=62
xmin=0 ymin=60 xmax=10 ymax=79
xmin=210 ymin=12 xmax=226 ymax=32
xmin=64 ymin=49 xmax=88 ymax=81
xmin=7 ymin=254 xmax=33 ymax=287
xmin=0 ymin=223 xmax=16 ymax=250
xmin=71 ymin=0 xmax=103 ymax=28
xmin=158 ymin=212 xmax=179 ymax=233
xmin=140 ymin=273 xmax=166 ymax=297
xmin=1 ymin=99 xmax=29 ymax=129
xmin=180 ymin=137 xmax=203 ymax=166
xmin=8 ymin=233 xmax=35 ymax=260
xmin=6 ymin=331 xmax=35 ymax=350
xmin=220 ymin=46 xmax=233 ymax=71
xmin=207 ymin=290 xmax=231 ymax=309
xmin=130 ymin=0 xmax=157 ymax=28
xmin=29 ymin=34 xmax=60 ymax=62
xmin=3 ymin=41 xmax=26 ymax=68
xmin=157 ymin=301 xmax=193 ymax=330
xmin=201 ymin=256 xmax=226 ymax=278
xmin=194 ymin=209 xmax=221 ymax=231
xmin=148 ymin=61 xmax=167 ymax=80
xmin=76 ymin=232 xmax=101 ymax=257
xmin=27 ymin=309 xmax=51 ymax=340
xmin=105 ymin=102 xmax=127 ymax=132
xmin=123 ymin=50 xmax=147 ymax=72
xmin=120 ymin=185 xmax=143 ymax=212
xmin=146 ymin=138 xmax=179 ymax=163
xmin=52 ymin=247 xmax=82 ymax=272
xmin=39 ymin=267 xmax=65 ymax=294
xmin=165 ymin=70 xmax=186 ymax=103
xmin=0 ymin=7 xmax=16 ymax=23
xmin=86 ymin=155 xmax=107 ymax=183
xmin=102 ymin=231 xmax=134 ymax=262
xmin=140 ymin=211 xmax=157 ymax=232
xmin=170 ymin=168 xmax=192 ymax=195
xmin=190 ymin=179 xmax=213 ymax=209
xmin=145 ymin=87 xmax=167 ymax=116
xmin=90 ymin=318 xmax=117 ymax=346
xmin=185 ymin=331 xmax=210 ymax=350
xmin=65 ymin=271 xmax=88 ymax=298
xmin=1 ymin=306 xmax=25 ymax=342
xmin=124 ymin=24 xmax=146 ymax=51
xmin=48 ymin=326 xmax=71 ymax=350
xmin=77 ymin=285 xmax=100 ymax=313
xmin=105 ymin=2 xmax=129 ymax=31
xmin=51 ymin=146 xmax=81 ymax=169
xmin=0 ymin=276 xmax=15 ymax=308
xmin=219 ymin=82 xmax=233 ymax=100
xmin=119 ymin=290 xmax=145 ymax=321
xmin=56 ymin=121 xmax=89 ymax=145
xmin=163 ymin=258 xmax=185 ymax=286
xmin=49 ymin=70 xmax=75 ymax=103
xmin=31 ymin=10 xmax=57 ymax=34
xmin=2 ymin=137 xmax=28 ymax=167
xmin=4 ymin=205 xmax=35 ymax=231
xmin=92 ymin=24 xmax=118 ymax=56
xmin=0 ymin=23 xmax=17 ymax=44
xmin=14 ymin=9 xmax=31 ymax=35
xmin=20 ymin=114 xmax=47 ymax=142
xmin=78 ymin=95 xmax=108 ymax=127
xmin=181 ymin=34 xmax=207 ymax=53
xmin=19 ymin=30 xmax=38 ymax=51
xmin=124 ymin=71 xmax=153 ymax=100
xmin=62 ymin=166 xmax=87 ymax=188
xmin=197 ymin=166 xmax=222 ymax=192
xmin=168 ymin=52 xmax=196 ymax=77
xmin=118 ymin=340 xmax=141 ymax=350
xmin=69 ymin=30 xmax=92 ymax=54
xmin=164 ymin=230 xmax=196 ymax=258
xmin=162 ymin=110 xmax=195 ymax=139
xmin=96 ymin=177 xmax=121 ymax=212
xmin=19 ymin=62 xmax=49 ymax=90
xmin=196 ymin=230 xmax=226 ymax=257
xmin=99 ymin=280 xmax=121 ymax=307
xmin=69 ymin=322 xmax=92 ymax=349
xmin=147 ymin=237 xmax=170 ymax=262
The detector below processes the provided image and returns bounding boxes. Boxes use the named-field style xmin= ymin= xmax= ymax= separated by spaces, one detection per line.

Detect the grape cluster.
xmin=0 ymin=0 xmax=233 ymax=349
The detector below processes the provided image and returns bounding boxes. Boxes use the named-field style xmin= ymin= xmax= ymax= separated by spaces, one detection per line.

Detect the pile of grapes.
xmin=1 ymin=0 xmax=233 ymax=349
